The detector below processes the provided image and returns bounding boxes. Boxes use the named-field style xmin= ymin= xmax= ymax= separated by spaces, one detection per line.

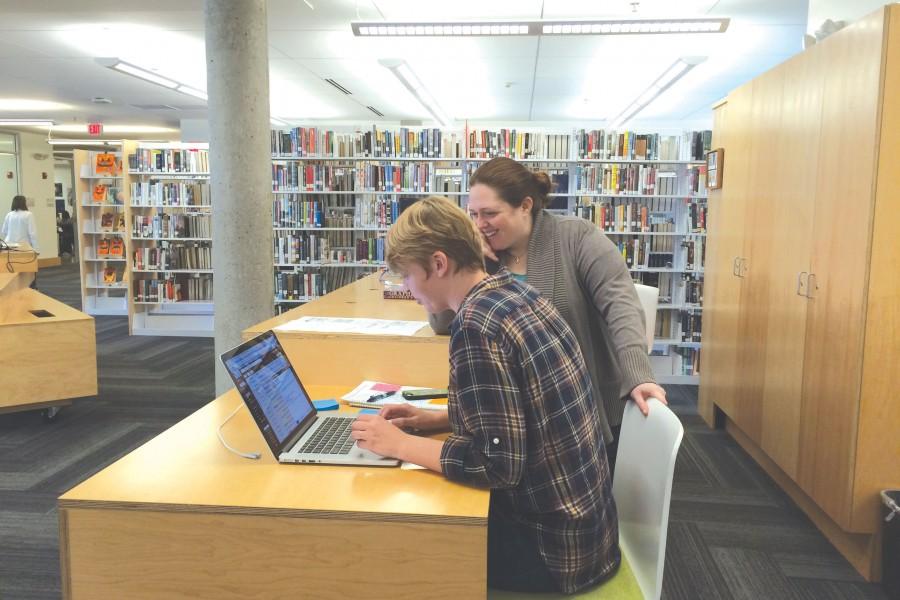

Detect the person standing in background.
xmin=2 ymin=195 xmax=40 ymax=288
xmin=1 ymin=195 xmax=39 ymax=251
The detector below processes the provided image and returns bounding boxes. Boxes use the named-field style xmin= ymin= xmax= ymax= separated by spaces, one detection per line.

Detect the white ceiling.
xmin=0 ymin=0 xmax=808 ymax=139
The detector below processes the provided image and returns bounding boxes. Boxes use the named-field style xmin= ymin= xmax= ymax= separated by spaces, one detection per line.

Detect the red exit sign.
xmin=87 ymin=122 xmax=103 ymax=136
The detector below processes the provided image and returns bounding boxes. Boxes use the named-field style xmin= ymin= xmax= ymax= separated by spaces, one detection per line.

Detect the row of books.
xmin=272 ymin=197 xmax=410 ymax=230
xmin=632 ymin=272 xmax=674 ymax=304
xmin=132 ymin=213 xmax=211 ymax=240
xmin=575 ymin=130 xmax=712 ymax=161
xmin=615 ymin=239 xmax=676 ymax=269
xmin=684 ymin=274 xmax=704 ymax=305
xmin=680 ymin=312 xmax=703 ymax=342
xmin=132 ymin=242 xmax=212 ymax=271
xmin=466 ymin=130 xmax=571 ymax=160
xmin=574 ymin=165 xmax=684 ymax=196
xmin=96 ymin=238 xmax=125 ymax=257
xmin=267 ymin=127 xmax=711 ymax=161
xmin=274 ymin=271 xmax=327 ymax=301
xmin=130 ymin=182 xmax=211 ymax=207
xmin=576 ymin=200 xmax=681 ymax=233
xmin=271 ymin=162 xmax=450 ymax=193
xmin=271 ymin=127 xmax=460 ymax=158
xmin=687 ymin=204 xmax=707 ymax=233
xmin=682 ymin=238 xmax=706 ymax=271
xmin=651 ymin=347 xmax=701 ymax=376
xmin=128 ymin=148 xmax=209 ymax=173
xmin=133 ymin=275 xmax=213 ymax=303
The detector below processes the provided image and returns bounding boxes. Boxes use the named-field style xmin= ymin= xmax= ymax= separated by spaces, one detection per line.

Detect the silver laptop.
xmin=220 ymin=331 xmax=399 ymax=467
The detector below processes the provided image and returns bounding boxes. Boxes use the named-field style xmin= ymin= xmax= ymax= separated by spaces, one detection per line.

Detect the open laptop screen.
xmin=221 ymin=332 xmax=314 ymax=452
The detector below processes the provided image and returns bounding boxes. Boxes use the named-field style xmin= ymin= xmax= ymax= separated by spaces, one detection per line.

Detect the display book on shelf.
xmin=270 ymin=125 xmax=710 ymax=383
xmin=73 ymin=148 xmax=129 ymax=317
xmin=125 ymin=141 xmax=213 ymax=337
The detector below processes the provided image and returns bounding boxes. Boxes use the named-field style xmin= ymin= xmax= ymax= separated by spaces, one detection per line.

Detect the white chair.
xmin=633 ymin=284 xmax=659 ymax=353
xmin=612 ymin=398 xmax=684 ymax=600
xmin=488 ymin=398 xmax=683 ymax=600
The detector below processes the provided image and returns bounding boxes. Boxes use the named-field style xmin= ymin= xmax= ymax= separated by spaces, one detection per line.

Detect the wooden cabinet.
xmin=700 ymin=5 xmax=900 ymax=580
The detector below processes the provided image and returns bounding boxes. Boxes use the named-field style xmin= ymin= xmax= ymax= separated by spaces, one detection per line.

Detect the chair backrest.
xmin=611 ymin=398 xmax=684 ymax=600
xmin=633 ymin=284 xmax=659 ymax=353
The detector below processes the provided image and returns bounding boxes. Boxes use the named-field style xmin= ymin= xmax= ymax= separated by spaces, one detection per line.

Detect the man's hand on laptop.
xmin=380 ymin=404 xmax=449 ymax=432
xmin=351 ymin=409 xmax=447 ymax=471
xmin=351 ymin=414 xmax=408 ymax=458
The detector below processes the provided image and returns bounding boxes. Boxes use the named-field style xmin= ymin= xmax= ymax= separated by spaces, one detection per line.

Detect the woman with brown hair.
xmin=430 ymin=157 xmax=667 ymax=465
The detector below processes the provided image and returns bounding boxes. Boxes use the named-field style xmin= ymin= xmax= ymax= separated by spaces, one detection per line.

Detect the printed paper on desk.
xmin=275 ymin=316 xmax=428 ymax=336
xmin=342 ymin=380 xmax=447 ymax=411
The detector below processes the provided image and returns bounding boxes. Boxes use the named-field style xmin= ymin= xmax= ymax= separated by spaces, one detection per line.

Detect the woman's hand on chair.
xmin=629 ymin=382 xmax=668 ymax=416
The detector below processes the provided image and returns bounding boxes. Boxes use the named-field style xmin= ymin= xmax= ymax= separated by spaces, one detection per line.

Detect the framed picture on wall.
xmin=706 ymin=148 xmax=724 ymax=190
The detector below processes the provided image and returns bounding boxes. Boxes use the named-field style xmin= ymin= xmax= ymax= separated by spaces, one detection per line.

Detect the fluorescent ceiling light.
xmin=0 ymin=119 xmax=56 ymax=127
xmin=0 ymin=99 xmax=71 ymax=111
xmin=352 ymin=18 xmax=729 ymax=37
xmin=110 ymin=60 xmax=178 ymax=88
xmin=378 ymin=59 xmax=450 ymax=126
xmin=177 ymin=85 xmax=208 ymax=100
xmin=100 ymin=58 xmax=209 ymax=103
xmin=48 ymin=139 xmax=123 ymax=146
xmin=609 ymin=57 xmax=706 ymax=129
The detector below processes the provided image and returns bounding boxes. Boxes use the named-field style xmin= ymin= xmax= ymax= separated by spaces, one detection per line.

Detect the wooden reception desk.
xmin=0 ymin=264 xmax=97 ymax=415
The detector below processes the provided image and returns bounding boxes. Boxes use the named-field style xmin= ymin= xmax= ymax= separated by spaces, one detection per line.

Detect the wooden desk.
xmin=59 ymin=386 xmax=490 ymax=599
xmin=0 ymin=242 xmax=39 ymax=272
xmin=245 ymin=273 xmax=450 ymax=387
xmin=0 ymin=271 xmax=97 ymax=414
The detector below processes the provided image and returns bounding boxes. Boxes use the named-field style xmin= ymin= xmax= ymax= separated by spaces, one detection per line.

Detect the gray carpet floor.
xmin=0 ymin=263 xmax=888 ymax=599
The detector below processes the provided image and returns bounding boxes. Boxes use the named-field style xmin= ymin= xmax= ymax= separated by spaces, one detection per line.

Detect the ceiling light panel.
xmin=0 ymin=98 xmax=71 ymax=111
xmin=352 ymin=18 xmax=728 ymax=37
xmin=56 ymin=24 xmax=207 ymax=90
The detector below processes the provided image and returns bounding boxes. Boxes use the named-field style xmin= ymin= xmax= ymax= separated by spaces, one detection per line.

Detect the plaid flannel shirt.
xmin=440 ymin=270 xmax=620 ymax=593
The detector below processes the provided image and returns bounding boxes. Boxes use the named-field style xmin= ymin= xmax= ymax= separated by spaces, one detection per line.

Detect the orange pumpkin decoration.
xmin=95 ymin=153 xmax=118 ymax=174
xmin=93 ymin=184 xmax=107 ymax=202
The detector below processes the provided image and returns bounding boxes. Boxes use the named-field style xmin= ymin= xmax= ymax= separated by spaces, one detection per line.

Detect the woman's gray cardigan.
xmin=430 ymin=209 xmax=655 ymax=442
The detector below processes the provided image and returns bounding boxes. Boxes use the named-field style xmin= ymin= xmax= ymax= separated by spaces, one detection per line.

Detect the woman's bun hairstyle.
xmin=469 ymin=157 xmax=551 ymax=214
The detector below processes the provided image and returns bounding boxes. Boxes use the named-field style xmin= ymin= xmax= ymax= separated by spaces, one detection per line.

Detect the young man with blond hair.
xmin=351 ymin=195 xmax=619 ymax=594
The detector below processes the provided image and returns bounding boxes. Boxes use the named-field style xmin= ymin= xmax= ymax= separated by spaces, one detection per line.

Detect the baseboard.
xmin=725 ymin=417 xmax=881 ymax=581
xmin=38 ymin=257 xmax=62 ymax=268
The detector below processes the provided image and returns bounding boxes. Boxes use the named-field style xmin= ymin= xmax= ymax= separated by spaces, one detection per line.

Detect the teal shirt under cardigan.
xmin=430 ymin=209 xmax=655 ymax=442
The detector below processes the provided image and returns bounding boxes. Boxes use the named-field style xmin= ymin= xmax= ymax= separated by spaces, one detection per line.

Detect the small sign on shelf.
xmin=706 ymin=148 xmax=724 ymax=190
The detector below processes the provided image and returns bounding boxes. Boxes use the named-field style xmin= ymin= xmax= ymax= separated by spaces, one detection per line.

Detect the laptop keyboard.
xmin=298 ymin=417 xmax=356 ymax=455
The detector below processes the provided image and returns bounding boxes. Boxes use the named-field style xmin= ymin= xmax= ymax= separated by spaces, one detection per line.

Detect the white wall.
xmin=808 ymin=0 xmax=891 ymax=36
xmin=17 ymin=131 xmax=58 ymax=259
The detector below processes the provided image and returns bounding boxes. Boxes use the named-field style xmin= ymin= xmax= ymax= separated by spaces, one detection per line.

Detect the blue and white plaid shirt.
xmin=440 ymin=270 xmax=620 ymax=593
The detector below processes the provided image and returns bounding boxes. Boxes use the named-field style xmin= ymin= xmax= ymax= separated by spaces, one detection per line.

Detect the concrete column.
xmin=205 ymin=0 xmax=275 ymax=393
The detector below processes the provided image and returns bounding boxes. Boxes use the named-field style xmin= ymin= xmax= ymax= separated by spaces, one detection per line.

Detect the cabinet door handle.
xmin=807 ymin=273 xmax=818 ymax=299
xmin=797 ymin=271 xmax=808 ymax=296
xmin=740 ymin=257 xmax=749 ymax=277
xmin=733 ymin=256 xmax=741 ymax=277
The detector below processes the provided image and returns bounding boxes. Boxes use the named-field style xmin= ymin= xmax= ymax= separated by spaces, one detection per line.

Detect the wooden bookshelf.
xmin=269 ymin=126 xmax=710 ymax=383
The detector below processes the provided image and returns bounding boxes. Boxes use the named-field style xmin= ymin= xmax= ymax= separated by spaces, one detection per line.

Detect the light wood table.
xmin=59 ymin=386 xmax=490 ymax=599
xmin=0 ymin=242 xmax=39 ymax=273
xmin=0 ymin=269 xmax=97 ymax=415
xmin=245 ymin=273 xmax=450 ymax=387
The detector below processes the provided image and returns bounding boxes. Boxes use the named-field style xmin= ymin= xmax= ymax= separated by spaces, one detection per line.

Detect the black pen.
xmin=367 ymin=391 xmax=395 ymax=403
